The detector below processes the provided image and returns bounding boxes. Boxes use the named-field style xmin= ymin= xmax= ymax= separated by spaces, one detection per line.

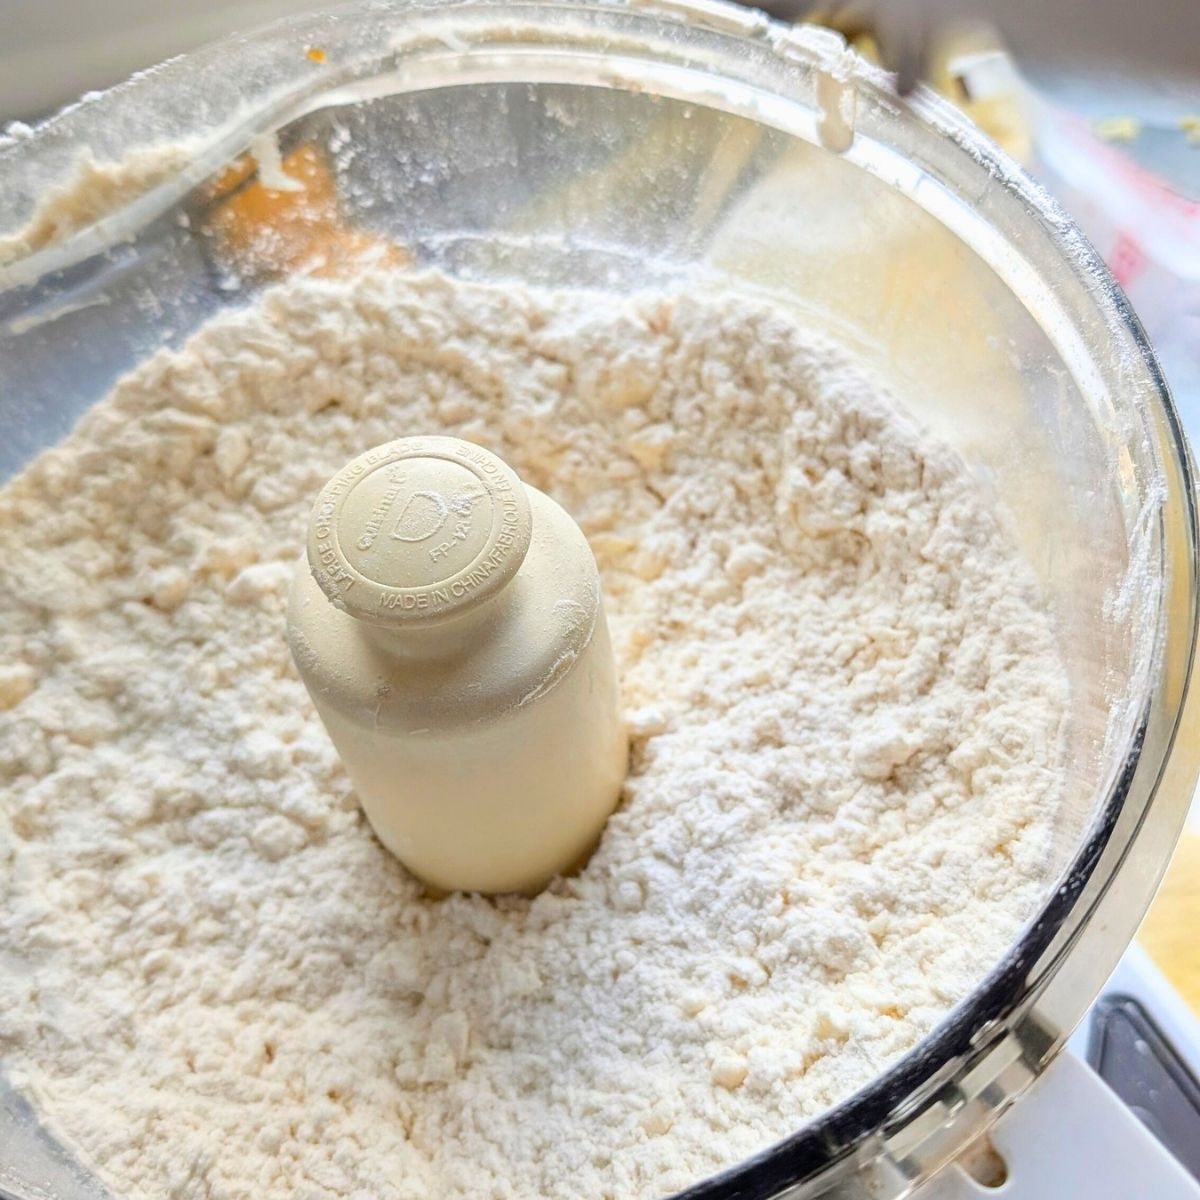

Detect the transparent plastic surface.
xmin=0 ymin=3 xmax=1197 ymax=1198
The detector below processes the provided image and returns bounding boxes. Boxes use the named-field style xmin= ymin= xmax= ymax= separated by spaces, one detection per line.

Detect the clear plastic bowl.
xmin=1 ymin=2 xmax=1197 ymax=1197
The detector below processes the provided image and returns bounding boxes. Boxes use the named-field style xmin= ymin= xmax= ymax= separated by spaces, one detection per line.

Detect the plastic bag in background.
xmin=953 ymin=50 xmax=1200 ymax=434
xmin=1031 ymin=112 xmax=1200 ymax=430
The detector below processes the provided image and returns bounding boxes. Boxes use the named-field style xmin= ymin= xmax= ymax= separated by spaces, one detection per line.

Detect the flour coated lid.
xmin=307 ymin=436 xmax=533 ymax=627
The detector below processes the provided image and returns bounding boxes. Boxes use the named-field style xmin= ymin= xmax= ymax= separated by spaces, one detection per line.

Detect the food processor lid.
xmin=1 ymin=2 xmax=1198 ymax=1197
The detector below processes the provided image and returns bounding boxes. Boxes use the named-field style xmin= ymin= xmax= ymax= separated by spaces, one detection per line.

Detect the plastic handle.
xmin=918 ymin=1050 xmax=1200 ymax=1200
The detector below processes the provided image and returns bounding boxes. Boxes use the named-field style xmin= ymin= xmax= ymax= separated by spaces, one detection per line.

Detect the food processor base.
xmin=920 ymin=943 xmax=1200 ymax=1199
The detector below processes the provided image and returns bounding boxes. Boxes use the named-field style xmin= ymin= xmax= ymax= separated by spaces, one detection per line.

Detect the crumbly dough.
xmin=0 ymin=270 xmax=1068 ymax=1200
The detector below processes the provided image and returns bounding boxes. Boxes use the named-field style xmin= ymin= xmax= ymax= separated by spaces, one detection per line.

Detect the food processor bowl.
xmin=0 ymin=2 xmax=1197 ymax=1198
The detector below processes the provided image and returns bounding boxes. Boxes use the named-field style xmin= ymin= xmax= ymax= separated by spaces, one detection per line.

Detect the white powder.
xmin=0 ymin=269 xmax=1068 ymax=1200
xmin=0 ymin=145 xmax=197 ymax=268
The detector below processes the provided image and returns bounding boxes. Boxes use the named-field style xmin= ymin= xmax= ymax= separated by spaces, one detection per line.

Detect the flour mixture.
xmin=0 ymin=270 xmax=1069 ymax=1200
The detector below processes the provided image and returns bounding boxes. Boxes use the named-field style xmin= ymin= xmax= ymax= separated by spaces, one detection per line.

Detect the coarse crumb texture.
xmin=0 ymin=270 xmax=1068 ymax=1200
